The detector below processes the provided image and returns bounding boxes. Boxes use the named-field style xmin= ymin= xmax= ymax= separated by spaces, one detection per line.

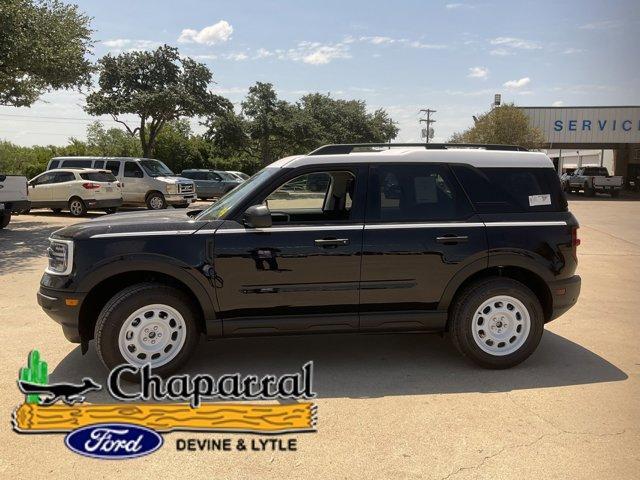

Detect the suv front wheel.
xmin=95 ymin=283 xmax=200 ymax=376
xmin=449 ymin=278 xmax=544 ymax=369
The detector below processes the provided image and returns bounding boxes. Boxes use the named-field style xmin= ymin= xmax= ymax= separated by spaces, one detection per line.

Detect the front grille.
xmin=178 ymin=183 xmax=194 ymax=194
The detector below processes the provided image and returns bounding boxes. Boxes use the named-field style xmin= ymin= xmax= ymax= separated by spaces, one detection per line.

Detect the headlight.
xmin=166 ymin=184 xmax=179 ymax=194
xmin=46 ymin=239 xmax=74 ymax=275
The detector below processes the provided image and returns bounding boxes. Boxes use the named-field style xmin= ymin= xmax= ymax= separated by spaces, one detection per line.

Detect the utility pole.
xmin=419 ymin=108 xmax=436 ymax=143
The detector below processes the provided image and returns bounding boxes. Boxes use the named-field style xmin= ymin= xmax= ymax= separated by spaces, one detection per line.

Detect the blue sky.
xmin=1 ymin=0 xmax=639 ymax=146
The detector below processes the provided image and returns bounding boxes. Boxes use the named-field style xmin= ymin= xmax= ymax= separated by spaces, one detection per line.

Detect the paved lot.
xmin=0 ymin=199 xmax=638 ymax=479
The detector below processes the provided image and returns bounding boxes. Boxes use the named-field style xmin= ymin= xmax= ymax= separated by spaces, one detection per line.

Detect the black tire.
xmin=584 ymin=183 xmax=595 ymax=197
xmin=610 ymin=190 xmax=620 ymax=198
xmin=104 ymin=207 xmax=118 ymax=214
xmin=68 ymin=197 xmax=87 ymax=217
xmin=95 ymin=283 xmax=200 ymax=377
xmin=146 ymin=191 xmax=167 ymax=210
xmin=449 ymin=277 xmax=544 ymax=369
xmin=51 ymin=208 xmax=62 ymax=214
xmin=0 ymin=212 xmax=11 ymax=229
xmin=173 ymin=204 xmax=189 ymax=209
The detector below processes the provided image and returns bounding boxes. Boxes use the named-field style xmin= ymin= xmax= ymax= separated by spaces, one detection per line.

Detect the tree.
xmin=205 ymin=83 xmax=399 ymax=165
xmin=85 ymin=122 xmax=141 ymax=157
xmin=85 ymin=45 xmax=232 ymax=157
xmin=0 ymin=0 xmax=93 ymax=107
xmin=449 ymin=103 xmax=545 ymax=150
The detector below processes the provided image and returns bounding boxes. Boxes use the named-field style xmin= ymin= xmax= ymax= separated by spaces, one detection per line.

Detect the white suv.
xmin=28 ymin=169 xmax=123 ymax=216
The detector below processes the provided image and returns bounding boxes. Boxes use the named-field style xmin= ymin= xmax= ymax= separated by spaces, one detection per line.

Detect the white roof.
xmin=269 ymin=148 xmax=553 ymax=169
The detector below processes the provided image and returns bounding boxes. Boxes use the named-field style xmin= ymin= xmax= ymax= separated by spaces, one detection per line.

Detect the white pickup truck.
xmin=565 ymin=166 xmax=624 ymax=197
xmin=0 ymin=174 xmax=30 ymax=229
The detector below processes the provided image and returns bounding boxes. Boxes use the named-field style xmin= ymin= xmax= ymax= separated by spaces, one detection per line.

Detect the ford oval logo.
xmin=64 ymin=423 xmax=163 ymax=459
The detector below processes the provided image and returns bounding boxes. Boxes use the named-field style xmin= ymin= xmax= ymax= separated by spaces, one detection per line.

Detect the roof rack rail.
xmin=308 ymin=143 xmax=528 ymax=155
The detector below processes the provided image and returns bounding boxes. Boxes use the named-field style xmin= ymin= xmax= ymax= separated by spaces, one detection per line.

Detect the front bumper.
xmin=0 ymin=199 xmax=30 ymax=214
xmin=166 ymin=194 xmax=197 ymax=205
xmin=85 ymin=198 xmax=123 ymax=209
xmin=548 ymin=275 xmax=581 ymax=321
xmin=37 ymin=286 xmax=85 ymax=343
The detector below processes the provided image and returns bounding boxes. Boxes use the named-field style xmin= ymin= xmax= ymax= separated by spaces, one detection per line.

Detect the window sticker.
xmin=529 ymin=194 xmax=551 ymax=206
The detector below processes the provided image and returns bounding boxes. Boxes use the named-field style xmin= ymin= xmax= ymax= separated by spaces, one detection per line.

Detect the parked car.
xmin=180 ymin=169 xmax=242 ymax=200
xmin=28 ymin=169 xmax=122 ymax=216
xmin=226 ymin=170 xmax=250 ymax=181
xmin=38 ymin=143 xmax=580 ymax=375
xmin=47 ymin=157 xmax=196 ymax=209
xmin=565 ymin=166 xmax=623 ymax=197
xmin=0 ymin=174 xmax=30 ymax=229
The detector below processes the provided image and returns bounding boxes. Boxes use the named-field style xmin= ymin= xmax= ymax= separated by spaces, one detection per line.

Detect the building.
xmin=518 ymin=106 xmax=640 ymax=185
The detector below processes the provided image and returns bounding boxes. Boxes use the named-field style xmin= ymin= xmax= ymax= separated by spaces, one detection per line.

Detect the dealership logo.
xmin=65 ymin=423 xmax=163 ymax=460
xmin=13 ymin=350 xmax=317 ymax=459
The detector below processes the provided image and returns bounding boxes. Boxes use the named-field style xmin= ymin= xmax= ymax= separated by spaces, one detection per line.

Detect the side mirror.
xmin=243 ymin=204 xmax=272 ymax=229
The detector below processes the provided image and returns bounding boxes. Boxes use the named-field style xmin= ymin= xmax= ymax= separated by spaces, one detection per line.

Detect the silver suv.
xmin=47 ymin=157 xmax=196 ymax=209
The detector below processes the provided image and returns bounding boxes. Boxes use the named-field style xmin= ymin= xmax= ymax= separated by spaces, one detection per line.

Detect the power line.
xmin=419 ymin=108 xmax=436 ymax=143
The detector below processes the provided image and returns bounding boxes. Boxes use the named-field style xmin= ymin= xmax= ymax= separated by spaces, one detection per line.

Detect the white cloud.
xmin=579 ymin=20 xmax=621 ymax=30
xmin=407 ymin=40 xmax=447 ymax=49
xmin=503 ymin=77 xmax=531 ymax=89
xmin=446 ymin=3 xmax=464 ymax=8
xmin=490 ymin=37 xmax=541 ymax=50
xmin=562 ymin=47 xmax=584 ymax=54
xmin=552 ymin=100 xmax=564 ymax=106
xmin=224 ymin=52 xmax=248 ymax=61
xmin=193 ymin=54 xmax=218 ymax=60
xmin=178 ymin=20 xmax=233 ymax=45
xmin=490 ymin=48 xmax=511 ymax=56
xmin=102 ymin=39 xmax=161 ymax=52
xmin=468 ymin=66 xmax=489 ymax=79
xmin=360 ymin=36 xmax=395 ymax=45
xmin=255 ymin=48 xmax=273 ymax=59
xmin=287 ymin=41 xmax=351 ymax=65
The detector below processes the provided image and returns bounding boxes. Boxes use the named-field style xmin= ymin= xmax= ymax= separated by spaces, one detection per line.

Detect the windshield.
xmin=196 ymin=168 xmax=279 ymax=221
xmin=217 ymin=171 xmax=237 ymax=181
xmin=139 ymin=159 xmax=174 ymax=177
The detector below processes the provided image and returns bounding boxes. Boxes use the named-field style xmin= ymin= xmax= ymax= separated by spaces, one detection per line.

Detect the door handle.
xmin=314 ymin=238 xmax=350 ymax=247
xmin=436 ymin=235 xmax=468 ymax=244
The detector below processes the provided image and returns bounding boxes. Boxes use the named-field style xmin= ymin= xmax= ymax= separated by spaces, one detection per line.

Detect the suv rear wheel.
xmin=68 ymin=197 xmax=87 ymax=217
xmin=95 ymin=283 xmax=200 ymax=376
xmin=449 ymin=278 xmax=544 ymax=369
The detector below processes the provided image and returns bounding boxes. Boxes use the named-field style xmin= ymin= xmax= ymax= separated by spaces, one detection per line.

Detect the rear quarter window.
xmin=450 ymin=165 xmax=567 ymax=213
xmin=80 ymin=172 xmax=117 ymax=182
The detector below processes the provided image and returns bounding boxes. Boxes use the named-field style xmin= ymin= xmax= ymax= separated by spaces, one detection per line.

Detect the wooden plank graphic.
xmin=13 ymin=402 xmax=316 ymax=433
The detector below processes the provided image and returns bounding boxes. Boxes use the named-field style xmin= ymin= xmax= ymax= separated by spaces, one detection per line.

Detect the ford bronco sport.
xmin=38 ymin=144 xmax=581 ymax=373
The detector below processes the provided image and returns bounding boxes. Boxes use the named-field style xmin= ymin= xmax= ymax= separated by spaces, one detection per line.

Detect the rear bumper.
xmin=1 ymin=199 xmax=30 ymax=213
xmin=37 ymin=286 xmax=85 ymax=343
xmin=548 ymin=275 xmax=581 ymax=321
xmin=85 ymin=198 xmax=123 ymax=209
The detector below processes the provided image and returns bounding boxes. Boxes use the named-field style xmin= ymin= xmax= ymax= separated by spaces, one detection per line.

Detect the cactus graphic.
xmin=18 ymin=350 xmax=48 ymax=404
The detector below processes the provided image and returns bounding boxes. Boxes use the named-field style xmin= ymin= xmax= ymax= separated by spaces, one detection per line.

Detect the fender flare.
xmin=80 ymin=254 xmax=220 ymax=337
xmin=437 ymin=253 xmax=553 ymax=311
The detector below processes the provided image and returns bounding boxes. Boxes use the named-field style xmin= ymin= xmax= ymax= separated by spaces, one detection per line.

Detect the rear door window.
xmin=450 ymin=165 xmax=567 ymax=213
xmin=54 ymin=172 xmax=76 ymax=183
xmin=366 ymin=164 xmax=473 ymax=222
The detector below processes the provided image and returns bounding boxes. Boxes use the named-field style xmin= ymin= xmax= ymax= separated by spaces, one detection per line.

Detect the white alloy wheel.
xmin=471 ymin=295 xmax=531 ymax=356
xmin=118 ymin=304 xmax=187 ymax=368
xmin=69 ymin=199 xmax=84 ymax=216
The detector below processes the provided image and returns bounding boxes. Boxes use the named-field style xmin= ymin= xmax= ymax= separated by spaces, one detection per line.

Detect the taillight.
xmin=82 ymin=182 xmax=101 ymax=189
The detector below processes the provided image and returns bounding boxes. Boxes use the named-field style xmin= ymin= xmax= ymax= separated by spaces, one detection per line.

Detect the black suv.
xmin=38 ymin=144 xmax=581 ymax=374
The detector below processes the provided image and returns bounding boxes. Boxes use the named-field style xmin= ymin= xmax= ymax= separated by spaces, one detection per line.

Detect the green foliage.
xmin=19 ymin=350 xmax=48 ymax=404
xmin=0 ymin=0 xmax=93 ymax=107
xmin=85 ymin=45 xmax=232 ymax=157
xmin=206 ymin=82 xmax=399 ymax=165
xmin=449 ymin=103 xmax=546 ymax=150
